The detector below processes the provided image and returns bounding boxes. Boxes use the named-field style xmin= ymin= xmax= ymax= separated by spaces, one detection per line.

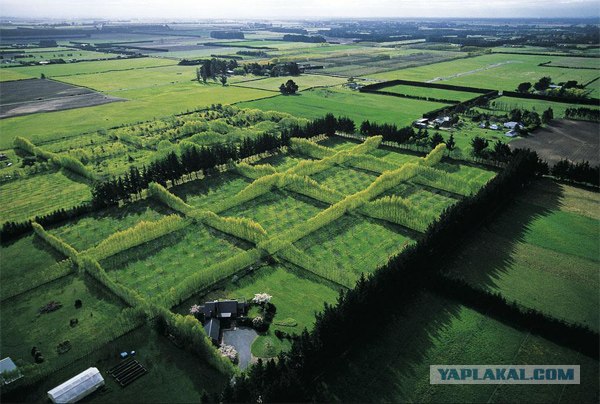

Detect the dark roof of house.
xmin=202 ymin=300 xmax=246 ymax=319
xmin=204 ymin=318 xmax=220 ymax=341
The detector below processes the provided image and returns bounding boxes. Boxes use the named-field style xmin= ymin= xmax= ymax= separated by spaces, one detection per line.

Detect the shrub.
xmin=289 ymin=138 xmax=335 ymax=159
xmin=235 ymin=162 xmax=276 ymax=179
xmin=148 ymin=182 xmax=195 ymax=215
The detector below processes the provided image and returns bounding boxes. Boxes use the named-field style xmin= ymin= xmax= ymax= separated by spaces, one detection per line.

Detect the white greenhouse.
xmin=47 ymin=367 xmax=104 ymax=403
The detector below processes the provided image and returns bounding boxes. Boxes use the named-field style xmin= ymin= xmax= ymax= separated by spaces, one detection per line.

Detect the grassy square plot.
xmin=254 ymin=153 xmax=315 ymax=172
xmin=318 ymin=137 xmax=360 ymax=152
xmin=369 ymin=148 xmax=421 ymax=166
xmin=295 ymin=214 xmax=413 ymax=280
xmin=171 ymin=172 xmax=251 ymax=211
xmin=48 ymin=199 xmax=174 ymax=252
xmin=0 ymin=234 xmax=65 ymax=299
xmin=381 ymin=182 xmax=458 ymax=214
xmin=436 ymin=162 xmax=496 ymax=188
xmin=0 ymin=275 xmax=125 ymax=370
xmin=222 ymin=190 xmax=327 ymax=234
xmin=311 ymin=166 xmax=378 ymax=196
xmin=0 ymin=171 xmax=91 ymax=223
xmin=102 ymin=223 xmax=250 ymax=302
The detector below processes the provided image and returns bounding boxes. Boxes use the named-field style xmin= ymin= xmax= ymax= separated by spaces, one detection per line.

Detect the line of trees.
xmin=565 ymin=107 xmax=600 ymax=122
xmin=31 ymin=222 xmax=78 ymax=260
xmin=551 ymin=159 xmax=599 ymax=186
xmin=283 ymin=113 xmax=355 ymax=138
xmin=429 ymin=276 xmax=599 ymax=359
xmin=223 ymin=149 xmax=547 ymax=402
xmin=195 ymin=58 xmax=239 ymax=83
xmin=91 ymin=132 xmax=289 ymax=208
xmin=1 ymin=203 xmax=93 ymax=242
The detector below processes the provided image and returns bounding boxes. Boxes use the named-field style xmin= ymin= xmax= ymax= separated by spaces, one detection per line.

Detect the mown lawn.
xmin=179 ymin=264 xmax=341 ymax=358
xmin=0 ymin=171 xmax=91 ymax=223
xmin=322 ymin=291 xmax=599 ymax=403
xmin=0 ymin=274 xmax=125 ymax=373
xmin=382 ymin=83 xmax=481 ymax=102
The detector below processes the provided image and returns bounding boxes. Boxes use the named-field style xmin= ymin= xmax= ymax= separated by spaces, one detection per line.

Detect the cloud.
xmin=1 ymin=0 xmax=598 ymax=19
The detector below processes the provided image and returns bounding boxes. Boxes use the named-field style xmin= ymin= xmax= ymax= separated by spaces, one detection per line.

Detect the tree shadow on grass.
xmin=319 ymin=179 xmax=565 ymax=402
xmin=440 ymin=178 xmax=563 ymax=293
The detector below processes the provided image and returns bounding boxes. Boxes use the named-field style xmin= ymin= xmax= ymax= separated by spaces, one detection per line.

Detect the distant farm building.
xmin=489 ymin=124 xmax=500 ymax=130
xmin=0 ymin=357 xmax=23 ymax=385
xmin=47 ymin=367 xmax=104 ymax=403
xmin=504 ymin=121 xmax=523 ymax=130
xmin=413 ymin=118 xmax=429 ymax=129
xmin=505 ymin=130 xmax=519 ymax=137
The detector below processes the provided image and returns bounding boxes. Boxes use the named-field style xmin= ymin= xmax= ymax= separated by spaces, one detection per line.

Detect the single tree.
xmin=516 ymin=82 xmax=531 ymax=93
xmin=220 ymin=75 xmax=228 ymax=86
xmin=446 ymin=133 xmax=456 ymax=151
xmin=534 ymin=76 xmax=552 ymax=92
xmin=280 ymin=79 xmax=299 ymax=95
xmin=542 ymin=107 xmax=554 ymax=124
xmin=471 ymin=136 xmax=489 ymax=157
xmin=430 ymin=133 xmax=445 ymax=149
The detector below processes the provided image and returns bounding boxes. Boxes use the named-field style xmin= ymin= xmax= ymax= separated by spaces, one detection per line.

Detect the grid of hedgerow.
xmin=0 ymin=127 xmax=496 ymax=388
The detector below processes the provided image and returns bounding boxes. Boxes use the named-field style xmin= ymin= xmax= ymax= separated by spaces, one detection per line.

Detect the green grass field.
xmin=2 ymin=57 xmax=176 ymax=79
xmin=322 ymin=291 xmax=599 ymax=403
xmin=0 ymin=83 xmax=273 ymax=149
xmin=0 ymin=274 xmax=125 ymax=373
xmin=0 ymin=234 xmax=66 ymax=300
xmin=444 ymin=179 xmax=600 ymax=330
xmin=381 ymin=83 xmax=481 ymax=102
xmin=239 ymin=87 xmax=449 ymax=128
xmin=0 ymin=171 xmax=91 ymax=223
xmin=3 ymin=325 xmax=228 ymax=403
xmin=368 ymin=53 xmax=600 ymax=96
xmin=57 ymin=64 xmax=199 ymax=92
xmin=232 ymin=74 xmax=347 ymax=92
xmin=487 ymin=96 xmax=600 ymax=117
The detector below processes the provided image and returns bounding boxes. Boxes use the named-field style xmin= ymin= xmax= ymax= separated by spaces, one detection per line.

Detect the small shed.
xmin=505 ymin=130 xmax=518 ymax=137
xmin=0 ymin=357 xmax=23 ymax=385
xmin=47 ymin=367 xmax=104 ymax=403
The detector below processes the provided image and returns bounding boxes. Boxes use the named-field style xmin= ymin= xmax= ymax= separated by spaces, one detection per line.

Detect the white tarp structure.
xmin=47 ymin=367 xmax=104 ymax=403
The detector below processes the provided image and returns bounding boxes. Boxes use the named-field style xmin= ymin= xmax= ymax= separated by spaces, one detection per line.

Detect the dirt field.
xmin=0 ymin=78 xmax=124 ymax=118
xmin=510 ymin=119 xmax=599 ymax=165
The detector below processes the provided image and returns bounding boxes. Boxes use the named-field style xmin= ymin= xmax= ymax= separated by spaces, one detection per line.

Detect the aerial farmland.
xmin=0 ymin=11 xmax=598 ymax=404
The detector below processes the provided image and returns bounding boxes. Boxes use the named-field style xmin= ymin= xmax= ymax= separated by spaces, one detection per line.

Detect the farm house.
xmin=47 ymin=367 xmax=104 ymax=403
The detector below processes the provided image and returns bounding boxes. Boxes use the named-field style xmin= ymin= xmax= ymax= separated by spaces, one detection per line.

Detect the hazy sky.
xmin=2 ymin=0 xmax=599 ymax=19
